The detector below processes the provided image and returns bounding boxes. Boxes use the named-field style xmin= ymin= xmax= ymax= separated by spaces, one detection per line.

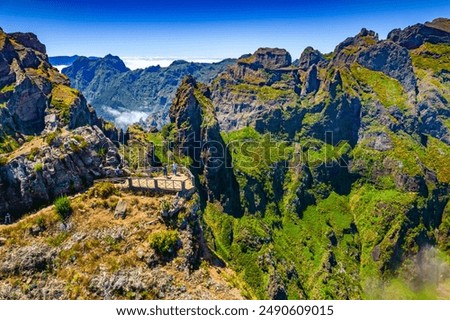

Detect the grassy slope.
xmin=50 ymin=84 xmax=80 ymax=123
xmin=0 ymin=183 xmax=242 ymax=299
xmin=203 ymin=107 xmax=450 ymax=299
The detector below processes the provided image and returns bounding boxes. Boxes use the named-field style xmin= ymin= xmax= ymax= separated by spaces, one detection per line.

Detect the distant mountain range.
xmin=2 ymin=17 xmax=450 ymax=300
xmin=58 ymin=55 xmax=236 ymax=128
xmin=49 ymin=55 xmax=99 ymax=69
xmin=163 ymin=17 xmax=450 ymax=299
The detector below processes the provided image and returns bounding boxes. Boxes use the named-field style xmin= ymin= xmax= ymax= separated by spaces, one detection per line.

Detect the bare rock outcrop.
xmin=0 ymin=126 xmax=120 ymax=218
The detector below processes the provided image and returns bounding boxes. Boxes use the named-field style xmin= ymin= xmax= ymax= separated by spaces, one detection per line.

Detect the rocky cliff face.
xmin=62 ymin=56 xmax=236 ymax=128
xmin=169 ymin=76 xmax=242 ymax=216
xmin=164 ymin=18 xmax=450 ymax=299
xmin=298 ymin=46 xmax=326 ymax=70
xmin=0 ymin=126 xmax=120 ymax=219
xmin=2 ymin=18 xmax=450 ymax=300
xmin=388 ymin=18 xmax=450 ymax=49
xmin=0 ymin=28 xmax=122 ymax=219
xmin=0 ymin=28 xmax=97 ymax=138
xmin=332 ymin=28 xmax=417 ymax=93
xmin=211 ymin=48 xmax=301 ymax=133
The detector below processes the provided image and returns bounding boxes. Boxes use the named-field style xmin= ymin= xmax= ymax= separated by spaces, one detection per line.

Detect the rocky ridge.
xmin=62 ymin=56 xmax=236 ymax=128
xmin=163 ymin=18 xmax=450 ymax=299
xmin=0 ymin=184 xmax=243 ymax=299
xmin=169 ymin=76 xmax=242 ymax=216
xmin=0 ymin=28 xmax=123 ymax=219
xmin=0 ymin=126 xmax=121 ymax=219
xmin=2 ymin=18 xmax=450 ymax=300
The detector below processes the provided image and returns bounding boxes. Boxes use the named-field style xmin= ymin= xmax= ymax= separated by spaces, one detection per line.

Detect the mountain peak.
xmin=358 ymin=27 xmax=377 ymax=38
xmin=253 ymin=47 xmax=292 ymax=69
xmin=103 ymin=53 xmax=120 ymax=60
xmin=9 ymin=32 xmax=46 ymax=54
xmin=101 ymin=54 xmax=128 ymax=71
xmin=170 ymin=59 xmax=189 ymax=66
xmin=387 ymin=17 xmax=450 ymax=49
xmin=425 ymin=17 xmax=450 ymax=33
xmin=237 ymin=47 xmax=292 ymax=70
xmin=298 ymin=46 xmax=325 ymax=70
xmin=180 ymin=74 xmax=197 ymax=87
xmin=334 ymin=28 xmax=378 ymax=54
xmin=62 ymin=54 xmax=129 ymax=90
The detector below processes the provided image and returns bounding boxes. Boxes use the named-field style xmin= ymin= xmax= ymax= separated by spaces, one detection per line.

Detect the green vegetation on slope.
xmin=221 ymin=127 xmax=293 ymax=178
xmin=125 ymin=123 xmax=191 ymax=169
xmin=0 ymin=133 xmax=19 ymax=154
xmin=230 ymin=83 xmax=295 ymax=103
xmin=194 ymin=87 xmax=216 ymax=127
xmin=410 ymin=42 xmax=450 ymax=103
xmin=350 ymin=64 xmax=409 ymax=110
xmin=411 ymin=42 xmax=450 ymax=74
xmin=0 ymin=83 xmax=15 ymax=94
xmin=204 ymin=114 xmax=450 ymax=299
xmin=51 ymin=84 xmax=79 ymax=123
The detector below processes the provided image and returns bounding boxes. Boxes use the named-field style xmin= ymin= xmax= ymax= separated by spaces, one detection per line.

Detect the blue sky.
xmin=1 ymin=0 xmax=449 ymax=60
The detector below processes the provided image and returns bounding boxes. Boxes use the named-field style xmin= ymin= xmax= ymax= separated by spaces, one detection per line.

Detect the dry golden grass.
xmin=0 ymin=185 xmax=243 ymax=299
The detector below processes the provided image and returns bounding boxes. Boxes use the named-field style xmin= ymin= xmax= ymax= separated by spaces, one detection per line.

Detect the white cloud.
xmin=121 ymin=57 xmax=224 ymax=70
xmin=54 ymin=65 xmax=69 ymax=71
xmin=103 ymin=107 xmax=148 ymax=128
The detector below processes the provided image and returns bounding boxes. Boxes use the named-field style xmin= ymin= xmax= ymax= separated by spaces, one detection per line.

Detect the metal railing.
xmin=95 ymin=165 xmax=195 ymax=192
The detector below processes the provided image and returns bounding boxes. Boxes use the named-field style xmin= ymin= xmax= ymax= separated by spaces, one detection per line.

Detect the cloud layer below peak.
xmin=121 ymin=57 xmax=225 ymax=70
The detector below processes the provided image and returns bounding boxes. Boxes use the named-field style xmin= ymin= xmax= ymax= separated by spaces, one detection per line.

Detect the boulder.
xmin=372 ymin=245 xmax=381 ymax=261
xmin=114 ymin=199 xmax=127 ymax=219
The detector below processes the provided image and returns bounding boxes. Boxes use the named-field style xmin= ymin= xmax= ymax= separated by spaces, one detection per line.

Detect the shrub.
xmin=70 ymin=135 xmax=88 ymax=152
xmin=47 ymin=232 xmax=69 ymax=247
xmin=148 ymin=230 xmax=180 ymax=256
xmin=160 ymin=123 xmax=174 ymax=139
xmin=97 ymin=147 xmax=106 ymax=157
xmin=89 ymin=182 xmax=119 ymax=199
xmin=45 ymin=131 xmax=59 ymax=145
xmin=54 ymin=196 xmax=72 ymax=222
xmin=107 ymin=197 xmax=119 ymax=209
xmin=0 ymin=156 xmax=7 ymax=166
xmin=36 ymin=216 xmax=46 ymax=229
xmin=69 ymin=141 xmax=80 ymax=152
xmin=0 ymin=134 xmax=19 ymax=153
xmin=161 ymin=200 xmax=171 ymax=212
xmin=73 ymin=135 xmax=87 ymax=145
xmin=104 ymin=121 xmax=115 ymax=131
xmin=34 ymin=162 xmax=43 ymax=172
xmin=27 ymin=147 xmax=39 ymax=160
